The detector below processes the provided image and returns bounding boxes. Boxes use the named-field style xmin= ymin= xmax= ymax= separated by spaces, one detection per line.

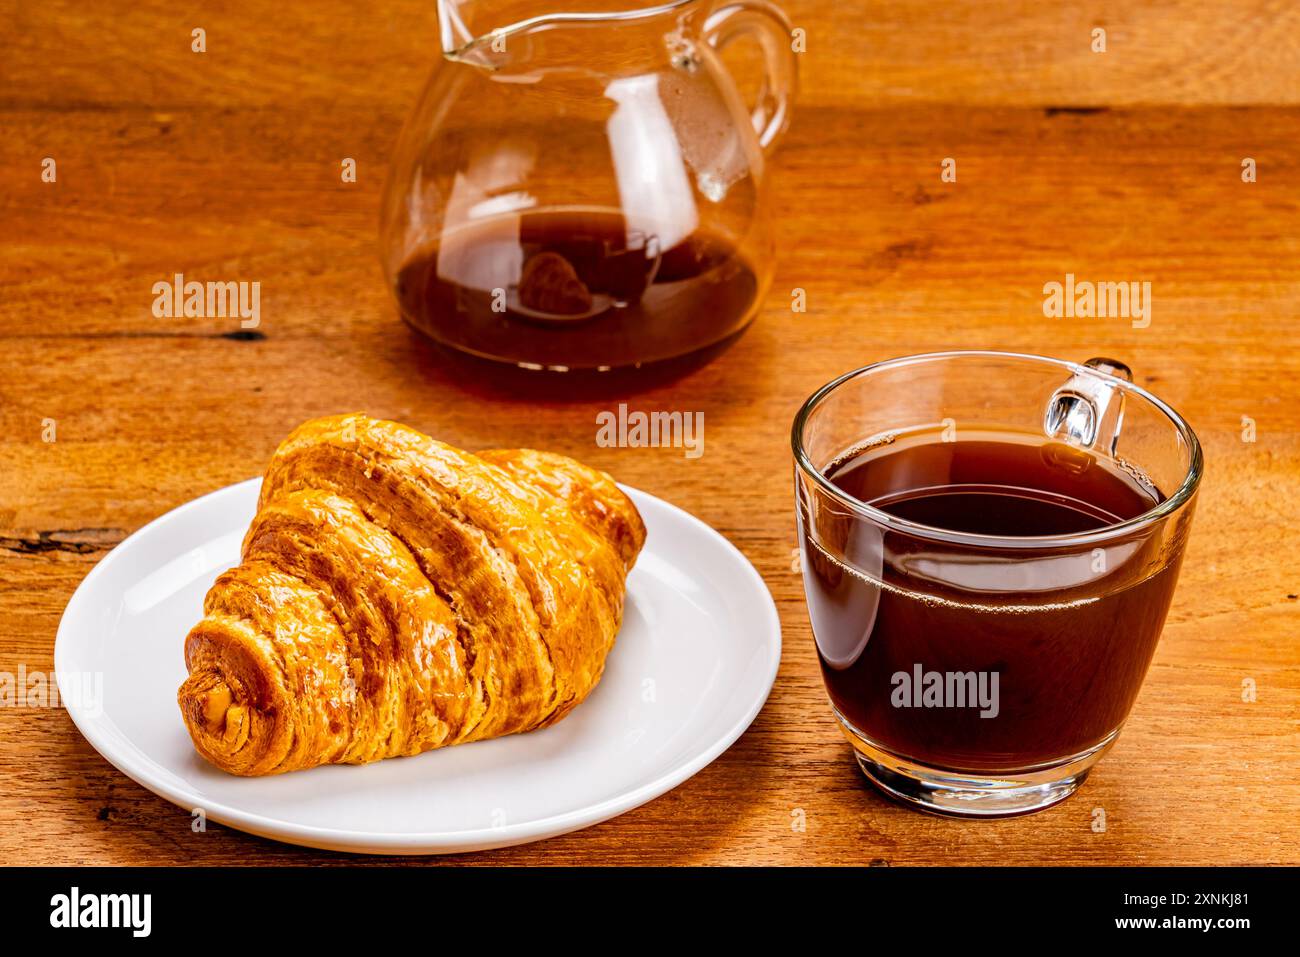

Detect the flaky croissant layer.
xmin=177 ymin=414 xmax=646 ymax=776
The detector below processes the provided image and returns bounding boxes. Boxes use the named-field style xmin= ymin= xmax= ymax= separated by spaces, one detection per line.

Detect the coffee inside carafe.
xmin=394 ymin=208 xmax=760 ymax=371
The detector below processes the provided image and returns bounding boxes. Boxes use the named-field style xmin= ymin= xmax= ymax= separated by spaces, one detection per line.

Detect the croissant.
xmin=177 ymin=414 xmax=646 ymax=776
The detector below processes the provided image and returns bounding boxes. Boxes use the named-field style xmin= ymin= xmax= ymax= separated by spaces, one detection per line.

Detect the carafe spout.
xmin=437 ymin=0 xmax=699 ymax=66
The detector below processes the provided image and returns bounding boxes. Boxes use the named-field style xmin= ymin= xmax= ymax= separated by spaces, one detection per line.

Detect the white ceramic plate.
xmin=54 ymin=479 xmax=780 ymax=855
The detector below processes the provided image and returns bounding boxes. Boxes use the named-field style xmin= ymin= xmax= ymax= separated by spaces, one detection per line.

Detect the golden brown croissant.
xmin=177 ymin=414 xmax=646 ymax=776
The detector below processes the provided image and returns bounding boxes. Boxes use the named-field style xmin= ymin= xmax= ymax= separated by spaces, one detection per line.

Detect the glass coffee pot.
xmin=380 ymin=0 xmax=797 ymax=373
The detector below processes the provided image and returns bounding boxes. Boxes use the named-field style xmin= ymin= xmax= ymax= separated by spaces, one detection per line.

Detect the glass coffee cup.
xmin=792 ymin=352 xmax=1202 ymax=816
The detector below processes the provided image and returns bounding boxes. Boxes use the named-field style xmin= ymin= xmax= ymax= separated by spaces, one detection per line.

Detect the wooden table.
xmin=2 ymin=0 xmax=1297 ymax=865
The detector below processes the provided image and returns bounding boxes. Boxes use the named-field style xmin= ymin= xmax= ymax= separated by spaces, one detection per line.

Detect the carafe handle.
xmin=704 ymin=0 xmax=798 ymax=152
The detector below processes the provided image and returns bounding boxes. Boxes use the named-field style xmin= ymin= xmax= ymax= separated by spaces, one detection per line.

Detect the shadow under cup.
xmin=792 ymin=352 xmax=1202 ymax=817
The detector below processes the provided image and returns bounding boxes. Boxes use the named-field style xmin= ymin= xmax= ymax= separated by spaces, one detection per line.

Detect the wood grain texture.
xmin=1 ymin=1 xmax=1298 ymax=865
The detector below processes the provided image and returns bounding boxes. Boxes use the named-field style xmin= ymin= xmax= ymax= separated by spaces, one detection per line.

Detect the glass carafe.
xmin=380 ymin=0 xmax=797 ymax=373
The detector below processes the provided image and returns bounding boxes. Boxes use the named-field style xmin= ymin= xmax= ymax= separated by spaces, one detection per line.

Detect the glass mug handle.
xmin=1044 ymin=357 xmax=1133 ymax=453
xmin=704 ymin=0 xmax=798 ymax=152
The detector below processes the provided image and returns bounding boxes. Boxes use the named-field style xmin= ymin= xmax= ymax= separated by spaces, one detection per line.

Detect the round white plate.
xmin=54 ymin=479 xmax=780 ymax=855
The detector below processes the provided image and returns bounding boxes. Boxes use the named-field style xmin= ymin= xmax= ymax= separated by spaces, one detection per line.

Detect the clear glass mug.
xmin=380 ymin=0 xmax=797 ymax=374
xmin=792 ymin=352 xmax=1203 ymax=816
